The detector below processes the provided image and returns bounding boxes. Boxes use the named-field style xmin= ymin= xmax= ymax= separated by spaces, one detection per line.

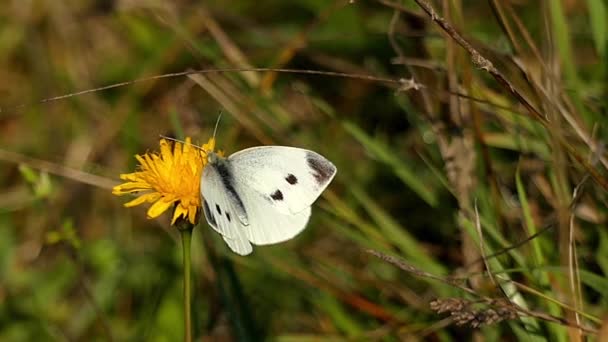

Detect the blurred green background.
xmin=1 ymin=0 xmax=607 ymax=340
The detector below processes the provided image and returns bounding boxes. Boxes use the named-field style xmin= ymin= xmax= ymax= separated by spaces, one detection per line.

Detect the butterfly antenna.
xmin=213 ymin=111 xmax=222 ymax=140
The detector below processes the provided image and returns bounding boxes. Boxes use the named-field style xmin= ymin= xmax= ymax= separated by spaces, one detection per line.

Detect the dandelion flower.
xmin=112 ymin=137 xmax=217 ymax=225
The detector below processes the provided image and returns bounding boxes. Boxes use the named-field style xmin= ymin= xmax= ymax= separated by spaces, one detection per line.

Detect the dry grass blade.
xmin=405 ymin=0 xmax=608 ymax=192
xmin=367 ymin=249 xmax=599 ymax=334
xmin=0 ymin=68 xmax=403 ymax=114
xmin=409 ymin=0 xmax=545 ymax=122
xmin=0 ymin=149 xmax=117 ymax=190
xmin=599 ymin=316 xmax=608 ymax=342
xmin=200 ymin=7 xmax=260 ymax=87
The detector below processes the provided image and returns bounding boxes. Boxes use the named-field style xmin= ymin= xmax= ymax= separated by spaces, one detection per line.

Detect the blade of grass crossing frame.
xmin=460 ymin=217 xmax=547 ymax=342
xmin=342 ymin=121 xmax=438 ymax=207
xmin=548 ymin=0 xmax=592 ymax=126
xmin=585 ymin=0 xmax=607 ymax=57
xmin=516 ymin=166 xmax=567 ymax=341
xmin=548 ymin=1 xmax=580 ymax=88
xmin=350 ymin=185 xmax=445 ymax=276
xmin=316 ymin=292 xmax=363 ymax=337
xmin=475 ymin=214 xmax=526 ymax=268
xmin=323 ymin=189 xmax=395 ymax=248
xmin=515 ymin=166 xmax=546 ymax=277
xmin=483 ymin=133 xmax=549 ymax=157
xmin=325 ymin=217 xmax=393 ymax=253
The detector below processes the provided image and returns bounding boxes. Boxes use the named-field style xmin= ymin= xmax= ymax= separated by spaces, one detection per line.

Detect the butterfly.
xmin=201 ymin=146 xmax=337 ymax=255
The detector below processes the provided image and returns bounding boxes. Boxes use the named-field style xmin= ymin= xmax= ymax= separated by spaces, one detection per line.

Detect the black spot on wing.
xmin=271 ymin=189 xmax=284 ymax=201
xmin=285 ymin=174 xmax=298 ymax=185
xmin=215 ymin=204 xmax=222 ymax=215
xmin=203 ymin=200 xmax=217 ymax=227
xmin=226 ymin=212 xmax=231 ymax=222
xmin=306 ymin=152 xmax=336 ymax=185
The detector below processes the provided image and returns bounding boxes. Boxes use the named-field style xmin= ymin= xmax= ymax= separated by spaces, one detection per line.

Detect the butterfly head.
xmin=207 ymin=151 xmax=220 ymax=164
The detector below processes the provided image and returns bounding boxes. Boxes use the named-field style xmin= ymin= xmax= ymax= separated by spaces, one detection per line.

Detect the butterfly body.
xmin=201 ymin=146 xmax=336 ymax=255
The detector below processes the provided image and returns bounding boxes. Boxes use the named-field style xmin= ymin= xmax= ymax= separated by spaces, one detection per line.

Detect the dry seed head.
xmin=430 ymin=297 xmax=519 ymax=328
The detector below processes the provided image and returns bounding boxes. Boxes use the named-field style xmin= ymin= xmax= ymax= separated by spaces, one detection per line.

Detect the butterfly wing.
xmin=201 ymin=146 xmax=336 ymax=254
xmin=227 ymin=146 xmax=337 ymax=215
xmin=221 ymin=234 xmax=253 ymax=256
xmin=234 ymin=186 xmax=311 ymax=245
xmin=201 ymin=160 xmax=252 ymax=255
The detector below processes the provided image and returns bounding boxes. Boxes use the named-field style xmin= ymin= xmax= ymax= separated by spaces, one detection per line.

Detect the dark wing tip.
xmin=306 ymin=152 xmax=337 ymax=186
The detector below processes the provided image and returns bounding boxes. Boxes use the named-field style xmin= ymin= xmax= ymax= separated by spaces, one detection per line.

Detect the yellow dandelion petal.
xmin=175 ymin=138 xmax=186 ymax=158
xmin=147 ymin=198 xmax=176 ymax=219
xmin=171 ymin=204 xmax=198 ymax=224
xmin=185 ymin=138 xmax=198 ymax=159
xmin=202 ymin=137 xmax=215 ymax=153
xmin=113 ymin=136 xmax=216 ymax=226
xmin=160 ymin=139 xmax=174 ymax=165
xmin=183 ymin=137 xmax=192 ymax=151
xmin=187 ymin=205 xmax=198 ymax=224
xmin=135 ymin=155 xmax=150 ymax=170
xmin=112 ymin=182 xmax=152 ymax=194
xmin=134 ymin=154 xmax=144 ymax=164
xmin=147 ymin=154 xmax=162 ymax=174
xmin=120 ymin=173 xmax=141 ymax=181
xmin=172 ymin=204 xmax=189 ymax=225
xmin=124 ymin=192 xmax=161 ymax=207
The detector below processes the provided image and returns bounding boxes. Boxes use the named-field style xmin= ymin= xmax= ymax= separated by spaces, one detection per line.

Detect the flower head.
xmin=113 ymin=137 xmax=216 ymax=225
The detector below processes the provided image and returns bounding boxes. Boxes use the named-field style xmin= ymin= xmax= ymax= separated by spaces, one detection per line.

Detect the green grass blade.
xmin=585 ymin=0 xmax=607 ymax=57
xmin=515 ymin=166 xmax=545 ymax=272
xmin=351 ymin=185 xmax=445 ymax=276
xmin=342 ymin=120 xmax=438 ymax=207
xmin=548 ymin=0 xmax=580 ymax=88
xmin=460 ymin=217 xmax=548 ymax=342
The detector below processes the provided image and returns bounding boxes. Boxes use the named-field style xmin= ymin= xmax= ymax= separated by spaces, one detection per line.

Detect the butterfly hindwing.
xmin=233 ymin=183 xmax=312 ymax=245
xmin=222 ymin=234 xmax=253 ymax=256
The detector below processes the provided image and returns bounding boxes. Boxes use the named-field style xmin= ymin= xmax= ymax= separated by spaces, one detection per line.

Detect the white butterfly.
xmin=201 ymin=146 xmax=337 ymax=255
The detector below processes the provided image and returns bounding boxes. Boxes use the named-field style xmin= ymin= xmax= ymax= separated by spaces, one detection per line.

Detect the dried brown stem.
xmin=401 ymin=0 xmax=608 ymax=192
xmin=367 ymin=249 xmax=598 ymax=334
xmin=0 ymin=68 xmax=401 ymax=113
xmin=409 ymin=0 xmax=544 ymax=121
xmin=0 ymin=149 xmax=117 ymax=190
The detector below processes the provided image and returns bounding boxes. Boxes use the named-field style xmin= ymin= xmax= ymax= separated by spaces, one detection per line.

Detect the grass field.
xmin=1 ymin=0 xmax=607 ymax=340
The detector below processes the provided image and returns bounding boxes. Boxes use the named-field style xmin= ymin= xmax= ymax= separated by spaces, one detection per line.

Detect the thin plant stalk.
xmin=179 ymin=225 xmax=193 ymax=342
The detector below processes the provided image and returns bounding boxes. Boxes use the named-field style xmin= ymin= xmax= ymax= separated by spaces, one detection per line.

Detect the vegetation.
xmin=0 ymin=0 xmax=606 ymax=340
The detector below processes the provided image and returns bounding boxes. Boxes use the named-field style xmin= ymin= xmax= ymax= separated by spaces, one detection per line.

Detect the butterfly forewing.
xmin=201 ymin=160 xmax=253 ymax=255
xmin=227 ymin=146 xmax=336 ymax=215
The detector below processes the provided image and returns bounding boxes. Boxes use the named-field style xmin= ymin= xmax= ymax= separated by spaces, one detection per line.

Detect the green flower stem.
xmin=178 ymin=222 xmax=193 ymax=342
